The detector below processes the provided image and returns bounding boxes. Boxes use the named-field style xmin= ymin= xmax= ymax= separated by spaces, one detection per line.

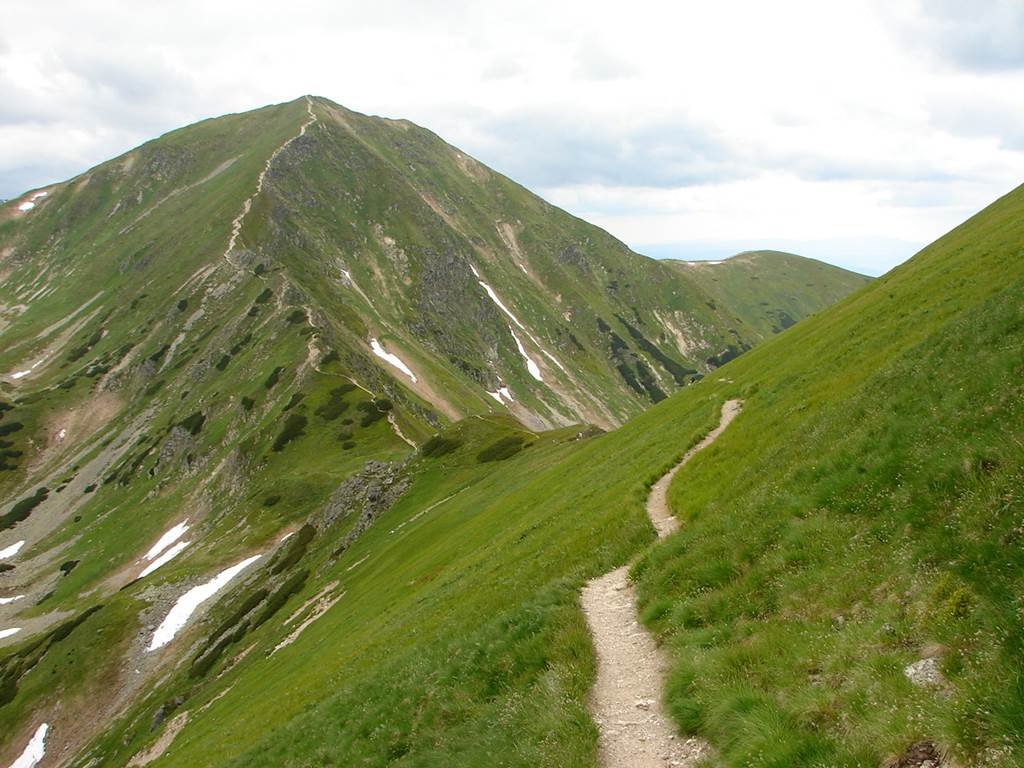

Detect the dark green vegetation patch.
xmin=271 ymin=525 xmax=315 ymax=574
xmin=272 ymin=414 xmax=308 ymax=452
xmin=420 ymin=435 xmax=462 ymax=458
xmin=476 ymin=435 xmax=528 ymax=463
xmin=356 ymin=400 xmax=389 ymax=428
xmin=177 ymin=412 xmax=206 ymax=436
xmin=264 ymin=366 xmax=285 ymax=390
xmin=314 ymin=385 xmax=355 ymax=421
xmin=1 ymin=487 xmax=49 ymax=530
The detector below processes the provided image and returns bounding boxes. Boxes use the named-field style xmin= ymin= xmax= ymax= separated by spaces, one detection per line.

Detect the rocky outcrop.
xmin=318 ymin=460 xmax=411 ymax=557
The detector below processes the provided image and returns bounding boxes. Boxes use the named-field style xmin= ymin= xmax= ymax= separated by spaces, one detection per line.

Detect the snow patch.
xmin=487 ymin=386 xmax=515 ymax=404
xmin=369 ymin=339 xmax=417 ymax=383
xmin=341 ymin=269 xmax=360 ymax=293
xmin=0 ymin=595 xmax=25 ymax=605
xmin=476 ymin=275 xmax=526 ymax=330
xmin=0 ymin=627 xmax=22 ymax=640
xmin=144 ymin=521 xmax=189 ymax=561
xmin=139 ymin=540 xmax=190 ymax=579
xmin=15 ymin=191 xmax=47 ymax=214
xmin=541 ymin=349 xmax=569 ymax=375
xmin=509 ymin=327 xmax=542 ymax=381
xmin=10 ymin=360 xmax=43 ymax=380
xmin=147 ymin=555 xmax=261 ymax=651
xmin=0 ymin=540 xmax=25 ymax=559
xmin=471 ymin=263 xmax=570 ymax=378
xmin=10 ymin=722 xmax=48 ymax=768
xmin=279 ymin=531 xmax=295 ymax=543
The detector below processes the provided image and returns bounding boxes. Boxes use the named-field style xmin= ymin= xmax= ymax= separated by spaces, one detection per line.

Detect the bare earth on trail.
xmin=581 ymin=568 xmax=708 ymax=767
xmin=646 ymin=399 xmax=743 ymax=537
xmin=581 ymin=399 xmax=742 ymax=767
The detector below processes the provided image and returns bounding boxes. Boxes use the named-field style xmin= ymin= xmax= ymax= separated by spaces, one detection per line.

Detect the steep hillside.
xmin=667 ymin=250 xmax=871 ymax=339
xmin=180 ymin=181 xmax=1021 ymax=768
xmin=630 ymin=186 xmax=1024 ymax=767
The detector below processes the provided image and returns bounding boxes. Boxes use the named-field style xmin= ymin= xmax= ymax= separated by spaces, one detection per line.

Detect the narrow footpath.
xmin=581 ymin=399 xmax=742 ymax=767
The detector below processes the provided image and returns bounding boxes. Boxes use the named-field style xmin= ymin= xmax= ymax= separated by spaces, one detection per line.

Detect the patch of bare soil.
xmin=32 ymin=392 xmax=123 ymax=475
xmin=127 ymin=711 xmax=189 ymax=766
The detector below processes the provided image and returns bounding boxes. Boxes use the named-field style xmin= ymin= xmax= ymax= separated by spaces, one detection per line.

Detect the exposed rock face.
xmin=150 ymin=696 xmax=184 ymax=732
xmin=215 ymin=447 xmax=251 ymax=497
xmin=319 ymin=460 xmax=411 ymax=556
xmin=158 ymin=426 xmax=194 ymax=467
xmin=557 ymin=243 xmax=588 ymax=270
xmin=408 ymin=248 xmax=503 ymax=366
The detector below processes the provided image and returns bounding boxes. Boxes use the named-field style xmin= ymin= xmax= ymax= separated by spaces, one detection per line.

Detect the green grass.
xmin=630 ymin=184 xmax=1024 ymax=767
xmin=128 ymin=179 xmax=1022 ymax=767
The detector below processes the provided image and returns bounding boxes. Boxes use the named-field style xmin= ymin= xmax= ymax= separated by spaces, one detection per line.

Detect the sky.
xmin=2 ymin=1 xmax=1024 ymax=276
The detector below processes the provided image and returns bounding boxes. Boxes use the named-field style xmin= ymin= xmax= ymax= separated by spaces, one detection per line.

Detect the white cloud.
xmin=1 ymin=0 xmax=1022 ymax=275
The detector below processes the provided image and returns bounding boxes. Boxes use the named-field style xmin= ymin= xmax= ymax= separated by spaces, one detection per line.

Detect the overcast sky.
xmin=3 ymin=1 xmax=1023 ymax=275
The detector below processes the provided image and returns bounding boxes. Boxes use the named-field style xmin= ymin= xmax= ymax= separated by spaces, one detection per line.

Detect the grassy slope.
xmin=0 ymin=100 xmax=428 ymax=759
xmin=635 ymin=187 xmax=1024 ymax=766
xmin=1 ymin=95 xmax=781 ymax=764
xmin=75 ymin=406 xmax=724 ymax=767
xmin=668 ymin=250 xmax=872 ymax=339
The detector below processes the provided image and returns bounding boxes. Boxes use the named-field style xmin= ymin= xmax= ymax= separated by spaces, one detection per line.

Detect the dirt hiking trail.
xmin=646 ymin=400 xmax=743 ymax=537
xmin=581 ymin=399 xmax=742 ymax=767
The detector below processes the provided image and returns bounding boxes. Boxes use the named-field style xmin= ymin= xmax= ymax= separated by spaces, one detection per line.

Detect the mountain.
xmin=666 ymin=250 xmax=872 ymax=339
xmin=0 ymin=95 xmax=918 ymax=768
xmin=0 ymin=96 xmax=864 ymax=434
